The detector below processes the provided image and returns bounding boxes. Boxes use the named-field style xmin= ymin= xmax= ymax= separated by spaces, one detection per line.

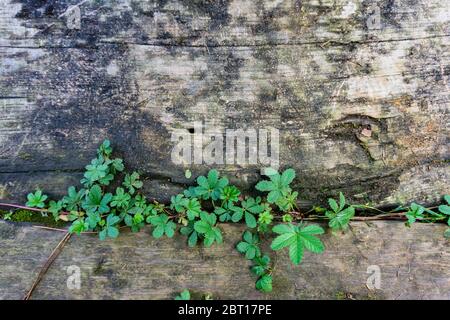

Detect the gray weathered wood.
xmin=0 ymin=0 xmax=449 ymax=207
xmin=0 ymin=220 xmax=448 ymax=299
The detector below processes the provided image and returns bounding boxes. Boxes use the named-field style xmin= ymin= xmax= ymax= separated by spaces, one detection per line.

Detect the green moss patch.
xmin=0 ymin=209 xmax=67 ymax=228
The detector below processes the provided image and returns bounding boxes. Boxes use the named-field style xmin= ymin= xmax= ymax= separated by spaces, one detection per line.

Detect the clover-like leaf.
xmin=148 ymin=214 xmax=176 ymax=239
xmin=231 ymin=197 xmax=263 ymax=228
xmin=195 ymin=169 xmax=229 ymax=200
xmin=236 ymin=231 xmax=261 ymax=260
xmin=62 ymin=186 xmax=85 ymax=211
xmin=255 ymin=168 xmax=295 ymax=204
xmin=111 ymin=187 xmax=131 ymax=209
xmin=83 ymin=185 xmax=112 ymax=214
xmin=194 ymin=212 xmax=222 ymax=247
xmin=123 ymin=172 xmax=143 ymax=195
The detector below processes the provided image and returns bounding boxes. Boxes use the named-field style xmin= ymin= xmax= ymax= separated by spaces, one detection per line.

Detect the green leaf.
xmin=194 ymin=220 xmax=210 ymax=234
xmin=188 ymin=230 xmax=198 ymax=247
xmin=328 ymin=207 xmax=355 ymax=231
xmin=255 ymin=275 xmax=272 ymax=293
xmin=438 ymin=205 xmax=450 ymax=215
xmin=26 ymin=190 xmax=48 ymax=208
xmin=255 ymin=180 xmax=274 ymax=192
xmin=99 ymin=229 xmax=107 ymax=241
xmin=236 ymin=242 xmax=250 ymax=253
xmin=236 ymin=231 xmax=260 ymax=260
xmin=123 ymin=172 xmax=143 ymax=195
xmin=245 ymin=212 xmax=257 ymax=228
xmin=170 ymin=194 xmax=188 ymax=213
xmin=263 ymin=168 xmax=278 ymax=176
xmin=270 ymin=223 xmax=324 ymax=265
xmin=256 ymin=169 xmax=295 ymax=204
xmin=220 ymin=185 xmax=241 ymax=203
xmin=271 ymin=232 xmax=295 ymax=250
xmin=107 ymin=226 xmax=119 ymax=238
xmin=148 ymin=214 xmax=175 ymax=238
xmin=62 ymin=186 xmax=84 ymax=211
xmin=280 ymin=168 xmax=295 ymax=186
xmin=272 ymin=224 xmax=294 ymax=234
xmin=195 ymin=170 xmax=228 ymax=200
xmin=84 ymin=159 xmax=108 ymax=185
xmin=98 ymin=139 xmax=112 ymax=156
xmin=288 ymin=236 xmax=304 ymax=265
xmin=175 ymin=289 xmax=191 ymax=300
xmin=444 ymin=195 xmax=450 ymax=205
xmin=444 ymin=228 xmax=450 ymax=239
xmin=48 ymin=200 xmax=63 ymax=219
xmin=300 ymin=224 xmax=325 ymax=235
xmin=328 ymin=198 xmax=338 ymax=213
xmin=152 ymin=226 xmax=165 ymax=238
xmin=194 ymin=212 xmax=221 ymax=247
xmin=267 ymin=190 xmax=282 ymax=204
xmin=185 ymin=198 xmax=202 ymax=220
xmin=301 ymin=234 xmax=325 ymax=253
xmin=111 ymin=187 xmax=131 ymax=208
xmin=111 ymin=158 xmax=124 ymax=172
xmin=69 ymin=219 xmax=89 ymax=235
xmin=83 ymin=185 xmax=112 ymax=214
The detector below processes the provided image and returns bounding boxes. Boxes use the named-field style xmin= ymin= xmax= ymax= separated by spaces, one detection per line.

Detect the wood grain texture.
xmin=0 ymin=220 xmax=448 ymax=299
xmin=0 ymin=0 xmax=449 ymax=207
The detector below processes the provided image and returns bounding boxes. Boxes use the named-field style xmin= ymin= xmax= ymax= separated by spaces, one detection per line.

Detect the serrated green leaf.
xmin=255 ymin=180 xmax=274 ymax=192
xmin=280 ymin=168 xmax=295 ymax=186
xmin=289 ymin=236 xmax=304 ymax=265
xmin=328 ymin=198 xmax=338 ymax=212
xmin=271 ymin=233 xmax=295 ymax=250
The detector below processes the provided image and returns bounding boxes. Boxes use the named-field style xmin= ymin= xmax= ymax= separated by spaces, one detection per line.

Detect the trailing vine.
xmin=1 ymin=140 xmax=449 ymax=294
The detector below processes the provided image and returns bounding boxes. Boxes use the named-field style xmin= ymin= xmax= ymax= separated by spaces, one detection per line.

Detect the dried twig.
xmin=23 ymin=232 xmax=72 ymax=300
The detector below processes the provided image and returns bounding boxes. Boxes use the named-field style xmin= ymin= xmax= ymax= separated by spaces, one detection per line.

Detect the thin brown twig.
xmin=23 ymin=232 xmax=72 ymax=300
xmin=0 ymin=203 xmax=70 ymax=215
xmin=33 ymin=225 xmax=68 ymax=232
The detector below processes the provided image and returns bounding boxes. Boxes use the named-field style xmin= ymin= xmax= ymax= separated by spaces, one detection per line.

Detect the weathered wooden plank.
xmin=1 ymin=0 xmax=449 ymax=47
xmin=1 ymin=42 xmax=448 ymax=205
xmin=0 ymin=0 xmax=449 ymax=207
xmin=0 ymin=220 xmax=448 ymax=299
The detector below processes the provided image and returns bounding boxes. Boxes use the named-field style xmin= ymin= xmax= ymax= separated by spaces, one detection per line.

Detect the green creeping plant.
xmin=325 ymin=192 xmax=355 ymax=231
xmin=194 ymin=212 xmax=223 ymax=247
xmin=230 ymin=197 xmax=264 ymax=228
xmin=148 ymin=214 xmax=176 ymax=238
xmin=251 ymin=255 xmax=272 ymax=293
xmin=400 ymin=195 xmax=450 ymax=236
xmin=195 ymin=169 xmax=229 ymax=200
xmin=440 ymin=195 xmax=450 ymax=238
xmin=18 ymin=140 xmax=450 ymax=296
xmin=99 ymin=214 xmax=121 ymax=240
xmin=255 ymin=168 xmax=295 ymax=205
xmin=123 ymin=172 xmax=143 ymax=195
xmin=237 ymin=230 xmax=261 ymax=260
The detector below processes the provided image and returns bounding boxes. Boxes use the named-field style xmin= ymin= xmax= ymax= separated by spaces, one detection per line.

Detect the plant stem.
xmin=0 ymin=203 xmax=48 ymax=213
xmin=0 ymin=202 xmax=69 ymax=215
